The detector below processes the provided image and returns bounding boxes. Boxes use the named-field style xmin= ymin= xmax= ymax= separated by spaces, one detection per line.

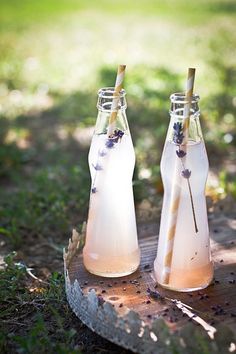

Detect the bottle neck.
xmin=94 ymin=110 xmax=129 ymax=135
xmin=95 ymin=87 xmax=129 ymax=135
xmin=167 ymin=93 xmax=203 ymax=144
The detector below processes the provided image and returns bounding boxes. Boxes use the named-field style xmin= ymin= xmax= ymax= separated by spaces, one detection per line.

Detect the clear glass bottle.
xmin=83 ymin=87 xmax=140 ymax=277
xmin=154 ymin=93 xmax=214 ymax=291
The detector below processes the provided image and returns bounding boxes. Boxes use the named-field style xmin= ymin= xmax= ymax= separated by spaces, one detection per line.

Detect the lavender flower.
xmin=99 ymin=149 xmax=107 ymax=157
xmin=114 ymin=129 xmax=124 ymax=139
xmin=181 ymin=169 xmax=191 ymax=179
xmin=172 ymin=122 xmax=198 ymax=233
xmin=92 ymin=163 xmax=103 ymax=171
xmin=173 ymin=122 xmax=184 ymax=145
xmin=147 ymin=287 xmax=164 ymax=300
xmin=106 ymin=129 xmax=124 ymax=148
xmin=112 ymin=136 xmax=119 ymax=143
xmin=105 ymin=139 xmax=115 ymax=149
xmin=176 ymin=149 xmax=186 ymax=158
xmin=91 ymin=129 xmax=125 ymax=195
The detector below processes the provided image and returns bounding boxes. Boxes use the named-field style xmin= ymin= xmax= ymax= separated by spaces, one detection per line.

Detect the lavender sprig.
xmin=186 ymin=178 xmax=198 ymax=233
xmin=147 ymin=287 xmax=165 ymax=301
xmin=92 ymin=163 xmax=103 ymax=171
xmin=173 ymin=122 xmax=184 ymax=145
xmin=146 ymin=288 xmax=216 ymax=336
xmin=173 ymin=122 xmax=198 ymax=233
xmin=106 ymin=129 xmax=124 ymax=148
xmin=176 ymin=149 xmax=186 ymax=158
xmin=105 ymin=139 xmax=115 ymax=149
xmin=181 ymin=169 xmax=191 ymax=179
xmin=99 ymin=149 xmax=107 ymax=157
xmin=91 ymin=129 xmax=125 ymax=195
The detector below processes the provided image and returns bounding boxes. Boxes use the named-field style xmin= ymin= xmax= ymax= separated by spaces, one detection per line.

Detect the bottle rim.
xmin=98 ymin=87 xmax=126 ymax=98
xmin=170 ymin=92 xmax=200 ymax=104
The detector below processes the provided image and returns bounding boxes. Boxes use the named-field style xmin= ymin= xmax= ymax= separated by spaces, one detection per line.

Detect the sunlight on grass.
xmin=4 ymin=128 xmax=31 ymax=149
xmin=0 ymin=1 xmax=236 ymax=100
xmin=0 ymin=0 xmax=235 ymax=264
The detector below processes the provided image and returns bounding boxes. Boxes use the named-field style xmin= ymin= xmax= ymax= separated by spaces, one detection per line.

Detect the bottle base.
xmin=83 ymin=248 xmax=140 ymax=278
xmin=83 ymin=265 xmax=140 ymax=278
xmin=156 ymin=280 xmax=213 ymax=292
xmin=154 ymin=261 xmax=214 ymax=292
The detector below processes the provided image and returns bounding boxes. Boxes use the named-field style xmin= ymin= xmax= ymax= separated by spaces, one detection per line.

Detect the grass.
xmin=0 ymin=0 xmax=236 ymax=352
xmin=0 ymin=253 xmax=81 ymax=353
xmin=1 ymin=0 xmax=236 ymax=28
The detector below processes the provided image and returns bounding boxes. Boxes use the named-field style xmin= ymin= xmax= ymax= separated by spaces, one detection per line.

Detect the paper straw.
xmin=183 ymin=68 xmax=196 ymax=143
xmin=107 ymin=64 xmax=126 ymax=136
xmin=161 ymin=68 xmax=196 ymax=285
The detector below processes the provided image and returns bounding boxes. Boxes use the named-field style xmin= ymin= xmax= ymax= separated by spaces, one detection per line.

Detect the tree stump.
xmin=64 ymin=214 xmax=236 ymax=354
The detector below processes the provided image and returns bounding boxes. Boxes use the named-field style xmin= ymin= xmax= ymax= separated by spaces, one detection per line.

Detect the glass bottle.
xmin=154 ymin=93 xmax=213 ymax=291
xmin=83 ymin=87 xmax=140 ymax=277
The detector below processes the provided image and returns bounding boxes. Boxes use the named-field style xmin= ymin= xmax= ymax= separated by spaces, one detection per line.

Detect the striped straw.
xmin=162 ymin=68 xmax=196 ymax=285
xmin=183 ymin=68 xmax=196 ymax=143
xmin=107 ymin=64 xmax=126 ymax=136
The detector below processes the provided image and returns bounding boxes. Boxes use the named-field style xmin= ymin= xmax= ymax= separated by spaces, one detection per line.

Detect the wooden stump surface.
xmin=66 ymin=213 xmax=236 ymax=352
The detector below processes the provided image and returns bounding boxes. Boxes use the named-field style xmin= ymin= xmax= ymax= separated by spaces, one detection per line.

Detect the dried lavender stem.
xmin=179 ymin=146 xmax=198 ymax=233
xmin=91 ymin=152 xmax=100 ymax=193
xmin=187 ymin=178 xmax=198 ymax=233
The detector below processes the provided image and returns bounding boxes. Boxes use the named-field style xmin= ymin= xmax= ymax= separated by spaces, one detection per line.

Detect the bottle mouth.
xmin=170 ymin=92 xmax=200 ymax=104
xmin=98 ymin=87 xmax=126 ymax=98
xmin=170 ymin=92 xmax=200 ymax=117
xmin=97 ymin=87 xmax=127 ymax=111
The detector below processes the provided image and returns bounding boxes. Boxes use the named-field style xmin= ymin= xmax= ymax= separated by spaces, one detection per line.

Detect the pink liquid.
xmin=155 ymin=261 xmax=213 ymax=291
xmin=83 ymin=249 xmax=140 ymax=277
xmin=83 ymin=133 xmax=140 ymax=277
xmin=154 ymin=140 xmax=214 ymax=291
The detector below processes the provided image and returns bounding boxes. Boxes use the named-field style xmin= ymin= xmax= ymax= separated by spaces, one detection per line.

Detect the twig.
xmin=171 ymin=298 xmax=216 ymax=339
xmin=2 ymin=319 xmax=27 ymax=326
xmin=25 ymin=267 xmax=50 ymax=285
xmin=147 ymin=287 xmax=216 ymax=339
